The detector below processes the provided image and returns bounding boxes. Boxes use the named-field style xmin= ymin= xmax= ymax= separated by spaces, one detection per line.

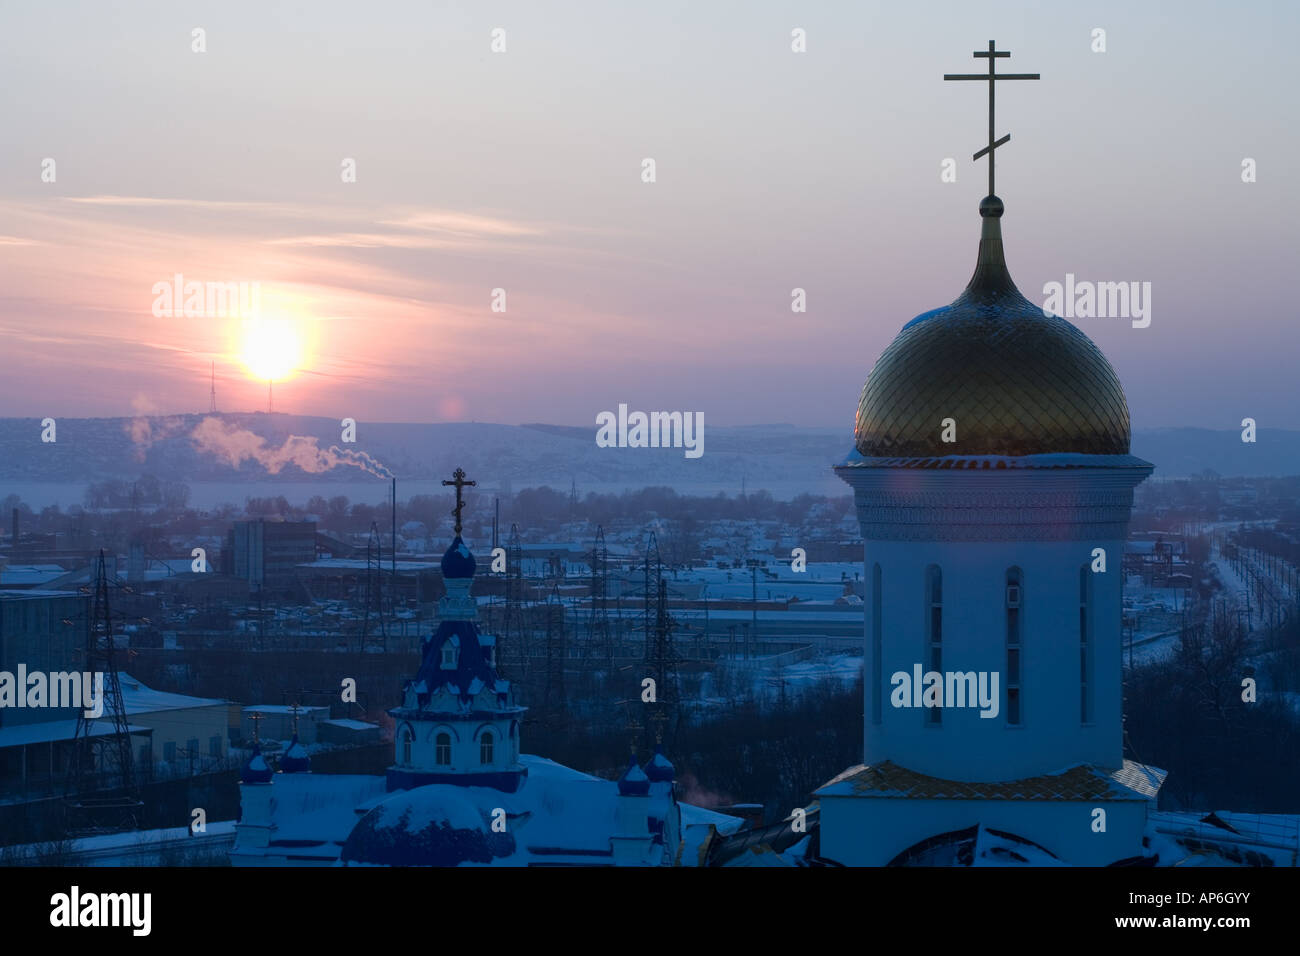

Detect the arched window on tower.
xmin=480 ymin=731 xmax=494 ymax=765
xmin=435 ymin=732 xmax=451 ymax=766
xmin=871 ymin=563 xmax=883 ymax=726
xmin=401 ymin=726 xmax=413 ymax=765
xmin=1006 ymin=567 xmax=1022 ymax=726
xmin=1080 ymin=565 xmax=1092 ymax=724
xmin=925 ymin=565 xmax=942 ymax=725
xmin=441 ymin=642 xmax=458 ymax=668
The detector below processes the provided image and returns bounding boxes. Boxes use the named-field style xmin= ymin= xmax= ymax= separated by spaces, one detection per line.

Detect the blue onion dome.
xmin=440 ymin=536 xmax=476 ymax=579
xmin=279 ymin=732 xmax=311 ymax=773
xmin=240 ymin=742 xmax=273 ymax=784
xmin=617 ymin=753 xmax=650 ymax=796
xmin=645 ymin=744 xmax=675 ymax=784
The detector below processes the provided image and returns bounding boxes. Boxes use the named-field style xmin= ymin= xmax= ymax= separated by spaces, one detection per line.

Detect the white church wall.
xmin=863 ymin=536 xmax=1125 ymax=781
xmin=233 ymin=783 xmax=274 ymax=851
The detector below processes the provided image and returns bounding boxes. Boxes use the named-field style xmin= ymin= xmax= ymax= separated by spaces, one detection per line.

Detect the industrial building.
xmin=223 ymin=519 xmax=318 ymax=590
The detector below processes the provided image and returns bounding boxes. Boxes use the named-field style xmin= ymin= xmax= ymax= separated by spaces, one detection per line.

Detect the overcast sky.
xmin=1 ymin=0 xmax=1295 ymax=429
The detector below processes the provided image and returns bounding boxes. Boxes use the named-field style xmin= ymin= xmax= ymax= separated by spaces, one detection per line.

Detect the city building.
xmin=224 ymin=519 xmax=317 ymax=590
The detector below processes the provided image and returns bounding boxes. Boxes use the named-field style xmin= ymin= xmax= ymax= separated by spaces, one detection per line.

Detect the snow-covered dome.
xmin=279 ymin=733 xmax=311 ymax=773
xmin=645 ymin=744 xmax=675 ymax=784
xmin=440 ymin=536 xmax=476 ymax=579
xmin=853 ymin=198 xmax=1131 ymax=459
xmin=240 ymin=743 xmax=273 ymax=784
xmin=617 ymin=753 xmax=650 ymax=796
xmin=340 ymin=786 xmax=514 ymax=866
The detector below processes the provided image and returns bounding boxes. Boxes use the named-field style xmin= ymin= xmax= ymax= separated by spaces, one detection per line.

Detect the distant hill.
xmin=0 ymin=414 xmax=847 ymax=495
xmin=1127 ymin=428 xmax=1300 ymax=479
xmin=0 ymin=416 xmax=1295 ymax=495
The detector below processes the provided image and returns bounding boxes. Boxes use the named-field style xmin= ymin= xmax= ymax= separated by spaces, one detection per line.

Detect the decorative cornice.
xmin=438 ymin=593 xmax=478 ymax=621
xmin=388 ymin=705 xmax=525 ymax=721
xmin=837 ymin=459 xmax=1150 ymax=542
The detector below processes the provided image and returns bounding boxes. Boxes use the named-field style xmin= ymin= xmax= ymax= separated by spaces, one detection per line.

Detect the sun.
xmin=240 ymin=319 xmax=302 ymax=381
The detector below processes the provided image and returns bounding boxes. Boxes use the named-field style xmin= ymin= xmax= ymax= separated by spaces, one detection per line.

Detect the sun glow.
xmin=240 ymin=318 xmax=303 ymax=382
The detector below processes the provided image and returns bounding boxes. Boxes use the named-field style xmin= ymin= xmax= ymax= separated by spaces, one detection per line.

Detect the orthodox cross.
xmin=442 ymin=467 xmax=476 ymax=535
xmin=649 ymin=706 xmax=668 ymax=746
xmin=249 ymin=710 xmax=264 ymax=746
xmin=620 ymin=698 xmax=644 ymax=754
xmin=944 ymin=41 xmax=1039 ymax=197
xmin=289 ymin=702 xmax=300 ymax=736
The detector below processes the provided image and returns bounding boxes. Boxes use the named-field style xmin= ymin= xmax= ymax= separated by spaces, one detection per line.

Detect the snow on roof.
xmin=720 ymin=844 xmax=797 ymax=867
xmin=680 ymin=802 xmax=745 ymax=835
xmin=9 ymin=820 xmax=239 ymax=858
xmin=298 ymin=558 xmax=440 ymax=572
xmin=676 ymin=803 xmax=746 ymax=865
xmin=118 ymin=673 xmax=227 ymax=713
xmin=241 ymin=704 xmax=328 ymax=715
xmin=518 ymin=753 xmax=601 ymax=782
xmin=0 ymin=566 xmax=72 ymax=586
xmin=321 ymin=719 xmax=378 ymax=731
xmin=1148 ymin=810 xmax=1300 ymax=867
xmin=373 ymin=786 xmax=485 ymax=836
xmin=259 ymin=773 xmax=390 ymax=848
xmin=0 ymin=718 xmax=153 ymax=749
xmin=240 ymin=751 xmax=716 ymax=866
xmin=0 ymin=588 xmax=82 ymax=600
xmin=501 ymin=777 xmax=620 ymax=856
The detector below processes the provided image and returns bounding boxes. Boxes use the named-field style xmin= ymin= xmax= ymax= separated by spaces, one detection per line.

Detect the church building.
xmin=231 ymin=470 xmax=742 ymax=867
xmin=816 ymin=42 xmax=1166 ymax=867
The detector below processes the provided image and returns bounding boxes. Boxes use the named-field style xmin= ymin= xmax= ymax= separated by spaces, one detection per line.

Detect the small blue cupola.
xmin=241 ymin=742 xmax=273 ymax=784
xmin=279 ymin=705 xmax=312 ymax=773
xmin=645 ymin=743 xmax=675 ymax=784
xmin=440 ymin=536 xmax=476 ymax=579
xmin=280 ymin=732 xmax=311 ymax=773
xmin=617 ymin=751 xmax=650 ymax=796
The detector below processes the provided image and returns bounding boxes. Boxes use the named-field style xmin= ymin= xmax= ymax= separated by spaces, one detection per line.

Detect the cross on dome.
xmin=944 ymin=41 xmax=1039 ymax=198
xmin=441 ymin=468 xmax=476 ymax=535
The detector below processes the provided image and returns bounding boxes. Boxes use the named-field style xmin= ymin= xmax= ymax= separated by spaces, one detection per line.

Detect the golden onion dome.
xmin=854 ymin=197 xmax=1131 ymax=458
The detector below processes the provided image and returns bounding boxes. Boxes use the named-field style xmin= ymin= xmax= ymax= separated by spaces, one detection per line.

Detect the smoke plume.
xmin=675 ymin=771 xmax=735 ymax=809
xmin=124 ymin=395 xmax=187 ymax=461
xmin=190 ymin=416 xmax=393 ymax=479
